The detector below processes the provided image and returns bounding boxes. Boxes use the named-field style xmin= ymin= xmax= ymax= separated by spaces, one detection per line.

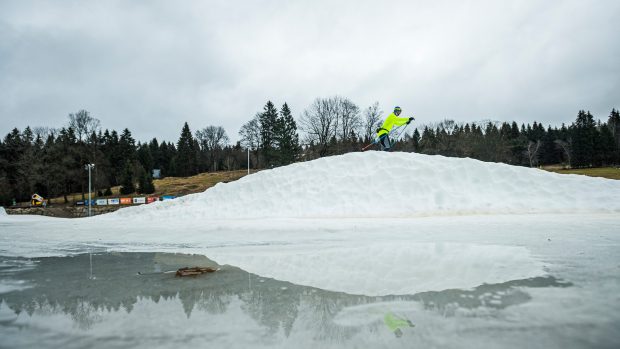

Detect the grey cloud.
xmin=1 ymin=0 xmax=618 ymax=143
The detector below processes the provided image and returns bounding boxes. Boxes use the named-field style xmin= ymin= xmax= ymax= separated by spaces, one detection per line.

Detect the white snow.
xmin=0 ymin=207 xmax=6 ymax=216
xmin=2 ymin=152 xmax=620 ymax=297
xmin=106 ymin=152 xmax=620 ymax=221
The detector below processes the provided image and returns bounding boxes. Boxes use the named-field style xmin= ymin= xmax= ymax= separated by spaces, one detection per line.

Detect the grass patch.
xmin=44 ymin=170 xmax=251 ymax=205
xmin=152 ymin=170 xmax=249 ymax=196
xmin=544 ymin=167 xmax=620 ymax=180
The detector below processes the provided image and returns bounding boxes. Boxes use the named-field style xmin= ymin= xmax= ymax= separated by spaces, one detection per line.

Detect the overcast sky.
xmin=1 ymin=0 xmax=619 ymax=143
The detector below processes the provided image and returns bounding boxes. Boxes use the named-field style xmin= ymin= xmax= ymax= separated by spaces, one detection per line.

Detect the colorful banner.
xmin=120 ymin=198 xmax=132 ymax=205
xmin=147 ymin=197 xmax=159 ymax=204
xmin=96 ymin=199 xmax=107 ymax=206
xmin=108 ymin=198 xmax=120 ymax=205
xmin=133 ymin=197 xmax=146 ymax=204
xmin=161 ymin=195 xmax=176 ymax=201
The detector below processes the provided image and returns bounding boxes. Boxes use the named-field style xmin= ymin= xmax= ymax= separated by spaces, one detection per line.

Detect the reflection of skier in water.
xmin=384 ymin=312 xmax=415 ymax=337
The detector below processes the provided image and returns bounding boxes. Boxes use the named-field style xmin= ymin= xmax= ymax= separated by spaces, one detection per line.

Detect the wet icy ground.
xmin=0 ymin=251 xmax=616 ymax=349
xmin=1 ymin=213 xmax=619 ymax=349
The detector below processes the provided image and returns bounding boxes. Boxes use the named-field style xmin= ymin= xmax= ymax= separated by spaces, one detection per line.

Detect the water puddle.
xmin=0 ymin=252 xmax=571 ymax=348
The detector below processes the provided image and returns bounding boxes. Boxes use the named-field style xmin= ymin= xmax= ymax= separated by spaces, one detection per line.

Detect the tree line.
xmin=1 ymin=98 xmax=619 ymax=206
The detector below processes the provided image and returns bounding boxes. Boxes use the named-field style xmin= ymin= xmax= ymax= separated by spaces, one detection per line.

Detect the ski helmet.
xmin=394 ymin=106 xmax=402 ymax=114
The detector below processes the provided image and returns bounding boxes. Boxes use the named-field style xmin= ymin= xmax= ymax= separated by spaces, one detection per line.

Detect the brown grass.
xmin=45 ymin=170 xmax=251 ymax=205
xmin=543 ymin=167 xmax=620 ymax=180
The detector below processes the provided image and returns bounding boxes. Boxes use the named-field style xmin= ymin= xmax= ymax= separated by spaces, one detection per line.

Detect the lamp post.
xmin=84 ymin=164 xmax=95 ymax=217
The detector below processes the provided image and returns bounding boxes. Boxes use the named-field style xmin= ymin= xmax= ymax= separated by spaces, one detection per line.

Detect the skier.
xmin=376 ymin=106 xmax=414 ymax=151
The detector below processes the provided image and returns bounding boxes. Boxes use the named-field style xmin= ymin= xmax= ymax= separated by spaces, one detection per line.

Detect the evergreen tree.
xmin=175 ymin=122 xmax=197 ymax=176
xmin=607 ymin=108 xmax=620 ymax=163
xmin=571 ymin=110 xmax=597 ymax=167
xmin=598 ymin=123 xmax=616 ymax=166
xmin=540 ymin=126 xmax=559 ymax=165
xmin=158 ymin=141 xmax=176 ymax=176
xmin=411 ymin=128 xmax=421 ymax=152
xmin=259 ymin=101 xmax=279 ymax=167
xmin=118 ymin=128 xmax=136 ymax=162
xmin=419 ymin=126 xmax=436 ymax=153
xmin=137 ymin=171 xmax=155 ymax=194
xmin=119 ymin=160 xmax=135 ymax=194
xmin=106 ymin=130 xmax=122 ymax=186
xmin=137 ymin=143 xmax=154 ymax=175
xmin=275 ymin=103 xmax=301 ymax=166
xmin=1 ymin=129 xmax=25 ymax=202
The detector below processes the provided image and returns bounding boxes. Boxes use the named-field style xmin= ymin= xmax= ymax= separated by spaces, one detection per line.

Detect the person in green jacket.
xmin=376 ymin=106 xmax=414 ymax=151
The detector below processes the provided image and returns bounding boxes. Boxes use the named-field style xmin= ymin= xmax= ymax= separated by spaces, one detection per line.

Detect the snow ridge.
xmin=108 ymin=152 xmax=620 ymax=220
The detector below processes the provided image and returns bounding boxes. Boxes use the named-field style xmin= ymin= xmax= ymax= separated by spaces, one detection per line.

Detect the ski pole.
xmin=361 ymin=125 xmax=404 ymax=151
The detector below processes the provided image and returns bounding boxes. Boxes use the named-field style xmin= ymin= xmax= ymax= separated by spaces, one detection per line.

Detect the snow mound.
xmin=109 ymin=152 xmax=620 ymax=220
xmin=0 ymin=207 xmax=6 ymax=216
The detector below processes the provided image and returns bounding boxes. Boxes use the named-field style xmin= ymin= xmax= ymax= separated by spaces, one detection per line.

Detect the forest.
xmin=1 ymin=96 xmax=618 ymax=206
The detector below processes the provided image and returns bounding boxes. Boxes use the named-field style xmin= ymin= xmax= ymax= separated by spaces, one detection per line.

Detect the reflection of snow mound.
xmin=109 ymin=152 xmax=620 ymax=220
xmin=209 ymin=242 xmax=544 ymax=296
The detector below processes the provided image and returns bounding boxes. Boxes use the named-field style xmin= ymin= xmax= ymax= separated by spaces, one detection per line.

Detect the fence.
xmin=76 ymin=196 xmax=176 ymax=207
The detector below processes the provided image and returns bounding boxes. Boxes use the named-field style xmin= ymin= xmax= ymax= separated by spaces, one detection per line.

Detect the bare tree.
xmin=32 ymin=126 xmax=58 ymax=140
xmin=239 ymin=114 xmax=262 ymax=168
xmin=68 ymin=110 xmax=100 ymax=142
xmin=239 ymin=114 xmax=261 ymax=150
xmin=299 ymin=97 xmax=339 ymax=157
xmin=196 ymin=126 xmax=229 ymax=150
xmin=554 ymin=139 xmax=572 ymax=167
xmin=526 ymin=140 xmax=542 ymax=167
xmin=363 ymin=102 xmax=382 ymax=141
xmin=336 ymin=97 xmax=362 ymax=142
xmin=196 ymin=126 xmax=229 ymax=171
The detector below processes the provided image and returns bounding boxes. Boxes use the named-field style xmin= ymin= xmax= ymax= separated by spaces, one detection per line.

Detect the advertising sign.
xmin=133 ymin=197 xmax=146 ymax=204
xmin=120 ymin=198 xmax=132 ymax=205
xmin=161 ymin=195 xmax=176 ymax=201
xmin=147 ymin=197 xmax=159 ymax=204
xmin=96 ymin=199 xmax=108 ymax=206
xmin=84 ymin=200 xmax=95 ymax=206
xmin=108 ymin=198 xmax=120 ymax=205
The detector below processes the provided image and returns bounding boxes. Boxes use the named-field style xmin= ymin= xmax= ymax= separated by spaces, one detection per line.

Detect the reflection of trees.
xmin=0 ymin=253 xmax=571 ymax=338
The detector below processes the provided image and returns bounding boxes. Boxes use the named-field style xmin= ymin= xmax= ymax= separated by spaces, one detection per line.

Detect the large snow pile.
xmin=0 ymin=207 xmax=6 ymax=216
xmin=109 ymin=152 xmax=620 ymax=220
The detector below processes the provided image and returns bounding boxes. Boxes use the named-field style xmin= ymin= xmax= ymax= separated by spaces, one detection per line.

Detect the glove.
xmin=407 ymin=117 xmax=414 ymax=124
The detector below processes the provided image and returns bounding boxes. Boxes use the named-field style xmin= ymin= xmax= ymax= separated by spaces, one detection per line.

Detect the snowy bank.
xmin=107 ymin=152 xmax=620 ymax=220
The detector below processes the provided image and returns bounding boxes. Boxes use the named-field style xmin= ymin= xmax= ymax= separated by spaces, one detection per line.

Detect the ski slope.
xmin=106 ymin=152 xmax=620 ymax=221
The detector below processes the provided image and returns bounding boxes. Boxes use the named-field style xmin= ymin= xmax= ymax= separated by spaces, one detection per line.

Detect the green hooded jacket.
xmin=377 ymin=113 xmax=410 ymax=137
